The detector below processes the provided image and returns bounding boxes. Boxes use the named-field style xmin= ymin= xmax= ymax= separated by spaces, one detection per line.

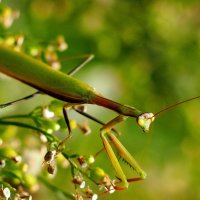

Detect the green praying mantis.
xmin=0 ymin=44 xmax=199 ymax=190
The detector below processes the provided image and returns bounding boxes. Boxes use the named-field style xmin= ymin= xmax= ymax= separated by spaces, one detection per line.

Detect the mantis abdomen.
xmin=0 ymin=45 xmax=95 ymax=103
xmin=0 ymin=45 xmax=143 ymax=118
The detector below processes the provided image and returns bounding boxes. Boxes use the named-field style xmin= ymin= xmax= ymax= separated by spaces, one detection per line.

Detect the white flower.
xmin=91 ymin=194 xmax=98 ymax=200
xmin=80 ymin=181 xmax=86 ymax=189
xmin=3 ymin=187 xmax=11 ymax=200
xmin=43 ymin=108 xmax=54 ymax=119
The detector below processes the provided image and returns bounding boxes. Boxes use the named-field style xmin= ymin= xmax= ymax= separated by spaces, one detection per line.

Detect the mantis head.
xmin=136 ymin=96 xmax=200 ymax=133
xmin=137 ymin=113 xmax=155 ymax=133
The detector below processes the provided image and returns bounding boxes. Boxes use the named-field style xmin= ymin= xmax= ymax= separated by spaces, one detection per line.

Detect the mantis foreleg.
xmin=100 ymin=115 xmax=146 ymax=189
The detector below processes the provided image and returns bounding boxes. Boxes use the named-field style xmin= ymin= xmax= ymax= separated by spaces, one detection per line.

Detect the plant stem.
xmin=0 ymin=120 xmax=57 ymax=142
xmin=38 ymin=176 xmax=74 ymax=199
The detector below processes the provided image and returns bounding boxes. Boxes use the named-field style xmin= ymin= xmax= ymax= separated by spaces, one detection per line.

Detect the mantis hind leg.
xmin=0 ymin=91 xmax=41 ymax=108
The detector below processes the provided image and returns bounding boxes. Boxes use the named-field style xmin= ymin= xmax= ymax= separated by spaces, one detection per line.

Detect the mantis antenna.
xmin=137 ymin=96 xmax=200 ymax=133
xmin=153 ymin=96 xmax=200 ymax=117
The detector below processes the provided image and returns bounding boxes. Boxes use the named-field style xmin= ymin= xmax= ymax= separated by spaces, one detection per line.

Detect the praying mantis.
xmin=0 ymin=44 xmax=199 ymax=191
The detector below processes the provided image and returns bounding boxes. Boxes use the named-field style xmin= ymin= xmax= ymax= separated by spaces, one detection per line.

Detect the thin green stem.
xmin=0 ymin=120 xmax=57 ymax=142
xmin=62 ymin=153 xmax=99 ymax=186
xmin=38 ymin=176 xmax=74 ymax=199
xmin=0 ymin=118 xmax=100 ymax=191
xmin=0 ymin=119 xmax=99 ymax=184
xmin=0 ymin=114 xmax=31 ymax=120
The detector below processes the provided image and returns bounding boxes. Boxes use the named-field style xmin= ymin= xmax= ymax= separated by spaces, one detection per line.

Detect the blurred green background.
xmin=0 ymin=0 xmax=200 ymax=199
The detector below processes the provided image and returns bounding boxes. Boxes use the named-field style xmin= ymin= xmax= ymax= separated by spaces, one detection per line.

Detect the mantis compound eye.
xmin=137 ymin=113 xmax=155 ymax=133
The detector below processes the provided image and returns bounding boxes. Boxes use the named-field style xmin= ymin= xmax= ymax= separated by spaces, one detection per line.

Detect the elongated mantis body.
xmin=0 ymin=44 xmax=199 ymax=190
